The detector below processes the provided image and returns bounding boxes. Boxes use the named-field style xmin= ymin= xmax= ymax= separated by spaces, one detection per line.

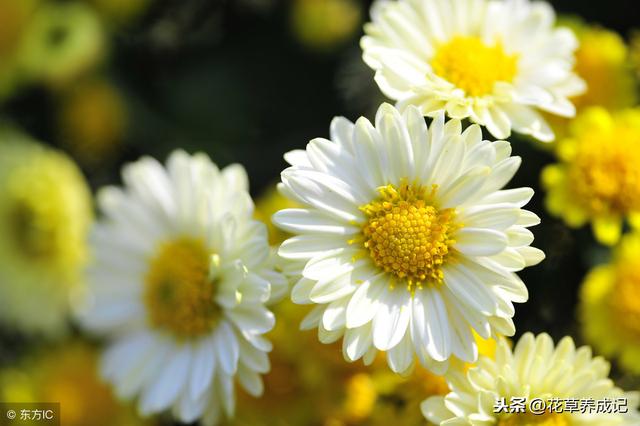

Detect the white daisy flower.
xmin=78 ymin=150 xmax=287 ymax=425
xmin=361 ymin=0 xmax=586 ymax=141
xmin=422 ymin=333 xmax=640 ymax=426
xmin=273 ymin=103 xmax=544 ymax=374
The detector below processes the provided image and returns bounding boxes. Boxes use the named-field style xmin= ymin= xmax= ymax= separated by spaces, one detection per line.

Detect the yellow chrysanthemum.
xmin=542 ymin=107 xmax=640 ymax=245
xmin=571 ymin=25 xmax=636 ymax=112
xmin=290 ymin=0 xmax=361 ymax=52
xmin=0 ymin=132 xmax=92 ymax=335
xmin=0 ymin=343 xmax=153 ymax=426
xmin=57 ymin=78 xmax=127 ymax=166
xmin=546 ymin=19 xmax=637 ymax=140
xmin=580 ymin=232 xmax=640 ymax=375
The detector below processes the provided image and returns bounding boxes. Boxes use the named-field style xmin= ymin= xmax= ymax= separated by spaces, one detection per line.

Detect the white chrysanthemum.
xmin=273 ymin=103 xmax=543 ymax=374
xmin=361 ymin=0 xmax=585 ymax=141
xmin=78 ymin=151 xmax=287 ymax=425
xmin=422 ymin=333 xmax=640 ymax=426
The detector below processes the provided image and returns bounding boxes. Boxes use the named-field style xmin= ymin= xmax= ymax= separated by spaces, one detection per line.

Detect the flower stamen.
xmin=431 ymin=36 xmax=518 ymax=97
xmin=360 ymin=181 xmax=457 ymax=292
xmin=144 ymin=237 xmax=219 ymax=338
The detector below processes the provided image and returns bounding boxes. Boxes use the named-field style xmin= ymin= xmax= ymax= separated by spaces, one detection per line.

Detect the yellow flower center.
xmin=144 ymin=237 xmax=219 ymax=338
xmin=359 ymin=182 xmax=457 ymax=291
xmin=498 ymin=413 xmax=570 ymax=426
xmin=609 ymin=265 xmax=640 ymax=338
xmin=431 ymin=36 xmax=518 ymax=97
xmin=567 ymin=121 xmax=640 ymax=216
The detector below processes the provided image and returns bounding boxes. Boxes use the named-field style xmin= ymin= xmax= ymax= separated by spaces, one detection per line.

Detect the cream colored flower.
xmin=361 ymin=0 xmax=585 ymax=141
xmin=79 ymin=151 xmax=287 ymax=425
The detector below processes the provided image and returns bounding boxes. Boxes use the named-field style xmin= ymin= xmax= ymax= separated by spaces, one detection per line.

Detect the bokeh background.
xmin=1 ymin=0 xmax=640 ymax=425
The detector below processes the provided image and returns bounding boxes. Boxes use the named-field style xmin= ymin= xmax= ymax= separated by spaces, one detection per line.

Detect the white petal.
xmin=387 ymin=331 xmax=414 ymax=373
xmin=309 ymin=269 xmax=359 ymax=304
xmin=372 ymin=288 xmax=411 ymax=351
xmin=139 ymin=343 xmax=191 ymax=415
xmin=459 ymin=204 xmax=520 ymax=230
xmin=343 ymin=323 xmax=374 ymax=361
xmin=273 ymin=209 xmax=359 ymax=235
xmin=423 ymin=289 xmax=452 ymax=361
xmin=189 ymin=335 xmax=216 ymax=399
xmin=300 ymin=305 xmax=324 ymax=330
xmin=237 ymin=363 xmax=264 ymax=397
xmin=439 ymin=166 xmax=491 ymax=208
xmin=278 ymin=235 xmax=344 ymax=260
xmin=214 ymin=321 xmax=240 ymax=375
xmin=517 ymin=246 xmax=545 ymax=266
xmin=454 ymin=228 xmax=508 ymax=256
xmin=227 ymin=304 xmax=275 ymax=334
xmin=291 ymin=277 xmax=315 ymax=304
xmin=322 ymin=297 xmax=349 ymax=331
xmin=345 ymin=275 xmax=385 ymax=328
xmin=443 ymin=263 xmax=498 ymax=316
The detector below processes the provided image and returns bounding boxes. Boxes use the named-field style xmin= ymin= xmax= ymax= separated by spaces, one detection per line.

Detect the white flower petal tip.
xmin=275 ymin=103 xmax=543 ymax=375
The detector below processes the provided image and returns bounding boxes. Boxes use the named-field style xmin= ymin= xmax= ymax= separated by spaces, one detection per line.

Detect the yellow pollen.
xmin=567 ymin=123 xmax=640 ymax=216
xmin=498 ymin=412 xmax=570 ymax=426
xmin=609 ymin=265 xmax=640 ymax=338
xmin=144 ymin=237 xmax=219 ymax=338
xmin=431 ymin=36 xmax=519 ymax=97
xmin=359 ymin=181 xmax=457 ymax=292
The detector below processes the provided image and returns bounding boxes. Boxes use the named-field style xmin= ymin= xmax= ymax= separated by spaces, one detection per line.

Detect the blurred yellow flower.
xmin=542 ymin=107 xmax=640 ymax=245
xmin=572 ymin=23 xmax=637 ymax=111
xmin=18 ymin=2 xmax=106 ymax=87
xmin=580 ymin=232 xmax=640 ymax=375
xmin=0 ymin=132 xmax=92 ymax=336
xmin=290 ymin=0 xmax=361 ymax=52
xmin=85 ymin=0 xmax=152 ymax=27
xmin=547 ymin=19 xmax=637 ymax=140
xmin=255 ymin=184 xmax=300 ymax=246
xmin=0 ymin=343 xmax=153 ymax=426
xmin=57 ymin=78 xmax=127 ymax=167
